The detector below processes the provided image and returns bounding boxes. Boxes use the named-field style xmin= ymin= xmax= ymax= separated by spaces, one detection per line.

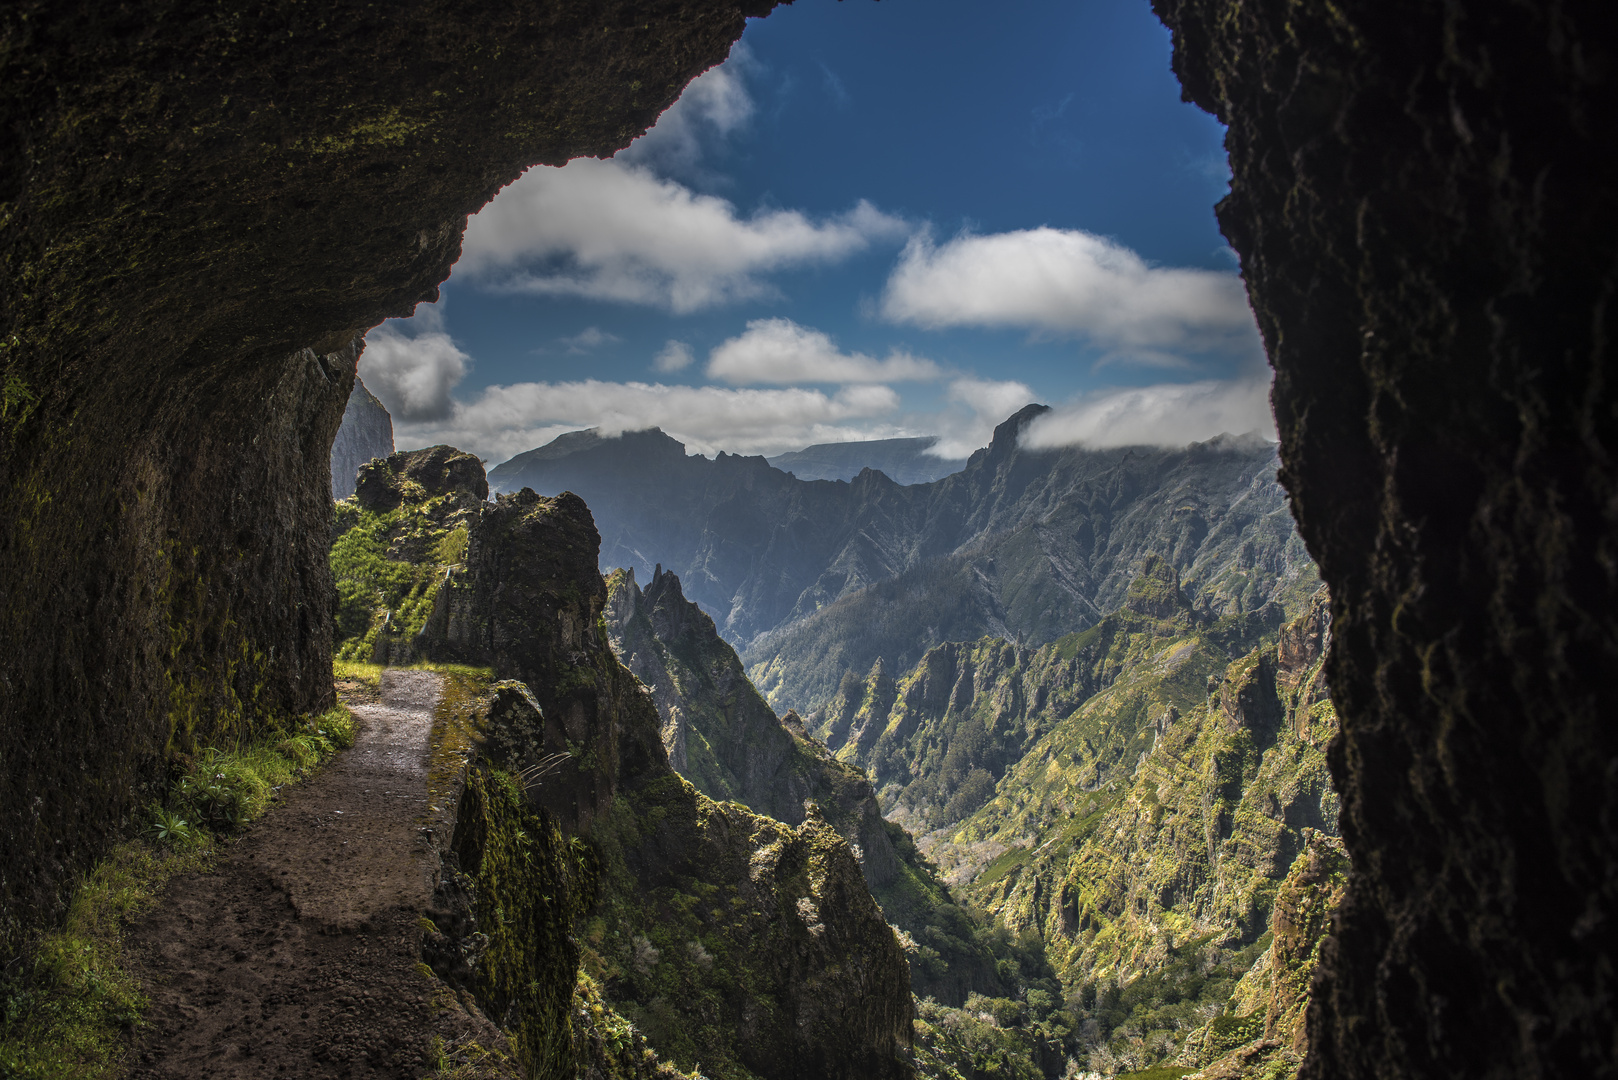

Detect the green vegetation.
xmin=0 ymin=703 xmax=357 ymax=1078
xmin=1116 ymin=1068 xmax=1195 ymax=1080
xmin=606 ymin=567 xmax=1016 ymax=1009
xmin=1 ymin=368 xmax=37 ymax=430
xmin=580 ymin=769 xmax=911 ymax=1080
xmin=330 ymin=494 xmax=471 ymax=659
xmin=569 ymin=970 xmax=701 ymax=1079
xmin=740 ymin=445 xmax=1319 ymax=720
xmin=333 ymin=658 xmax=384 ymax=687
xmin=0 ymin=841 xmax=209 ymax=1079
xmin=912 ymin=993 xmax=1065 ymax=1080
xmin=159 ymin=707 xmax=355 ymax=841
xmin=804 ymin=581 xmax=1339 ymax=1077
xmin=456 ymin=766 xmax=598 ymax=1079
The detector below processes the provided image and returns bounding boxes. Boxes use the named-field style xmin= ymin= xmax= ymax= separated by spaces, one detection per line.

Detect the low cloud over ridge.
xmin=882 ymin=227 xmax=1260 ymax=360
xmin=393 ymin=379 xmax=906 ymax=465
xmin=1020 ymin=377 xmax=1276 ymax=450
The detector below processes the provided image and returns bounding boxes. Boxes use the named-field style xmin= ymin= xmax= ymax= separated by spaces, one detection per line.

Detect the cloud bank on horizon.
xmin=359 ymin=36 xmax=1274 ymax=468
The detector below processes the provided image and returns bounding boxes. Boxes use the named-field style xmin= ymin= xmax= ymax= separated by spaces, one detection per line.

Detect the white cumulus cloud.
xmin=458 ymin=160 xmax=907 ymax=314
xmin=707 ymin=318 xmax=940 ymax=385
xmin=652 ymin=340 xmax=696 ymax=373
xmin=558 ymin=327 xmax=621 ymax=354
xmin=394 ymin=380 xmax=905 ymax=464
xmin=1020 ymin=377 xmax=1276 ymax=451
xmin=359 ymin=321 xmax=470 ymax=422
xmin=882 ymin=227 xmax=1261 ymax=359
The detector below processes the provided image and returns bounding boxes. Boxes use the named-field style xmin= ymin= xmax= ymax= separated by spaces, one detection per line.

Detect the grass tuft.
xmin=333 ymin=659 xmax=384 ymax=688
xmin=0 ymin=842 xmax=209 ymax=1078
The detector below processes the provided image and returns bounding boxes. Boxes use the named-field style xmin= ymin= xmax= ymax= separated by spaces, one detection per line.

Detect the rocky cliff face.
xmin=830 ymin=560 xmax=1283 ymax=838
xmin=604 ymin=564 xmax=1006 ymax=1006
xmin=1038 ymin=595 xmax=1339 ymax=989
xmin=412 ymin=476 xmax=915 ymax=1079
xmin=1152 ymin=2 xmax=1618 ymax=1076
xmin=330 ymin=445 xmax=485 ymax=665
xmin=605 ymin=565 xmax=900 ymax=886
xmin=0 ymin=0 xmax=777 ymax=958
xmin=1177 ymin=831 xmax=1351 ymax=1080
xmin=330 ymin=377 xmax=394 ymax=499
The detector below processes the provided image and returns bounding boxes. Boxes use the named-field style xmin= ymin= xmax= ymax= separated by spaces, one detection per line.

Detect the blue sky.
xmin=364 ymin=0 xmax=1273 ymax=465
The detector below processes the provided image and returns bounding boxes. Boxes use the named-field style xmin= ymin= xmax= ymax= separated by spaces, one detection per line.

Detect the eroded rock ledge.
xmin=0 ymin=0 xmax=777 ymax=956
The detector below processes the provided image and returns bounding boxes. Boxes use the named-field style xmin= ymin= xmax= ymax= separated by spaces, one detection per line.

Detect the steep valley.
xmin=332 ymin=449 xmax=915 ymax=1080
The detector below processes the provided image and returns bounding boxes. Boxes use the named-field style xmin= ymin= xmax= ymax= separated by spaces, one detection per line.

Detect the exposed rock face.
xmin=491 ymin=419 xmax=1317 ymax=716
xmin=354 ymin=445 xmax=488 ymax=514
xmin=330 ymin=377 xmax=394 ymax=499
xmin=425 ymin=489 xmax=655 ymax=833
xmin=418 ymin=484 xmax=916 ymax=1078
xmin=330 ymin=446 xmax=484 ymax=664
xmin=832 ymin=564 xmax=1284 ymax=838
xmin=604 ymin=563 xmax=1005 ymax=1005
xmin=1178 ymin=830 xmax=1351 ymax=1080
xmin=851 ymin=586 xmax=1340 ymax=1068
xmin=605 ymin=565 xmax=900 ymax=881
xmin=495 ymin=420 xmax=1313 ymax=683
xmin=1152 ymin=1 xmax=1618 ymax=1076
xmin=0 ymin=0 xmax=776 ymax=956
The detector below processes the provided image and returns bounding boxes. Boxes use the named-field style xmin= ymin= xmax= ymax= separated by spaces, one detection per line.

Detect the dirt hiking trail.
xmin=124 ymin=669 xmax=509 ymax=1079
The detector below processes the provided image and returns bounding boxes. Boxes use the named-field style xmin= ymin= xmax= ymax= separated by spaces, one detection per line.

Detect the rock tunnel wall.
xmin=0 ymin=0 xmax=775 ymax=957
xmin=1151 ymin=0 xmax=1618 ymax=1076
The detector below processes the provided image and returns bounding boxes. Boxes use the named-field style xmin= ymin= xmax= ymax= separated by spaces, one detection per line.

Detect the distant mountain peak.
xmin=986 ymin=403 xmax=1051 ymax=457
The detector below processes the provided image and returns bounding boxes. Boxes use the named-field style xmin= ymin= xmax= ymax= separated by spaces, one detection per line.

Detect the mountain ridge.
xmin=485 ymin=410 xmax=1314 ymax=720
xmin=768 ymin=435 xmax=966 ymax=485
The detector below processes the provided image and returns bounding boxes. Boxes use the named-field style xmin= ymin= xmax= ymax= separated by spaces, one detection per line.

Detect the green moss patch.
xmin=454 ymin=766 xmax=598 ymax=1080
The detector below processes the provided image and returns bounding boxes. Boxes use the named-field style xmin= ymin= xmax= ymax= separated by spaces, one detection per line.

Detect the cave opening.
xmin=1 ymin=1 xmax=1615 ymax=1078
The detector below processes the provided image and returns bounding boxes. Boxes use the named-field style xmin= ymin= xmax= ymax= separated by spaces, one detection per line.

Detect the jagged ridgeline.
xmin=484 ymin=406 xmax=1318 ymax=723
xmin=604 ymin=565 xmax=1031 ymax=1008
xmin=331 ymin=447 xmax=914 ymax=1080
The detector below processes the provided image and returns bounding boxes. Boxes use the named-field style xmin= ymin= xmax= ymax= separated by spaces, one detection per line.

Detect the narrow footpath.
xmin=123 ymin=670 xmax=508 ymax=1079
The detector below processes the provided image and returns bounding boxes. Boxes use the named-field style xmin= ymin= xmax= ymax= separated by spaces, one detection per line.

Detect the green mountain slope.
xmin=817 ymin=558 xmax=1281 ymax=843
xmin=608 ymin=552 xmax=1348 ymax=1078
xmin=922 ymin=588 xmax=1340 ymax=1075
xmin=329 ymin=445 xmax=486 ymax=662
xmin=596 ymin=519 xmax=1347 ymax=1077
xmin=742 ymin=423 xmax=1318 ymax=717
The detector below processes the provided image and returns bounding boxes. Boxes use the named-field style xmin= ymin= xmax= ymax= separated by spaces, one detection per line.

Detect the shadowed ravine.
xmin=122 ymin=671 xmax=503 ymax=1079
